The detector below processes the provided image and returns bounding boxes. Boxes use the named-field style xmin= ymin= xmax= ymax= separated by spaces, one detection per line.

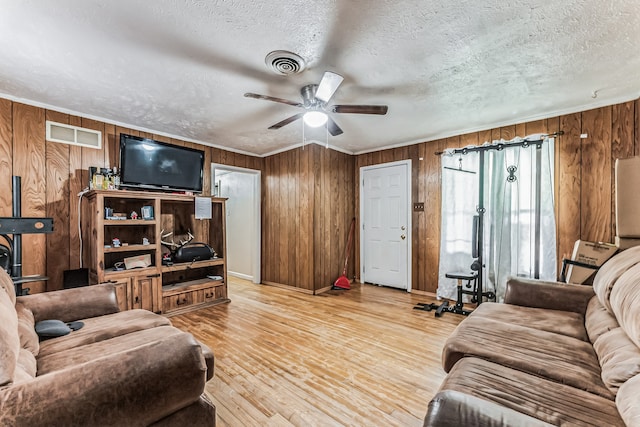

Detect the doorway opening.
xmin=212 ymin=164 xmax=261 ymax=284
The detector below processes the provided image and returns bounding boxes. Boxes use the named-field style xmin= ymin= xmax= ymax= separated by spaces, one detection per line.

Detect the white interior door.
xmin=361 ymin=161 xmax=411 ymax=290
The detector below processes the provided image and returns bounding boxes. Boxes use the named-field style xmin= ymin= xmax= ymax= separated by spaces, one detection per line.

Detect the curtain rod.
xmin=434 ymin=131 xmax=564 ymax=156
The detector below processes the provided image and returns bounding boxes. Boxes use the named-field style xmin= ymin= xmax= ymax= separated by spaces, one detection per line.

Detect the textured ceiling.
xmin=1 ymin=0 xmax=639 ymax=156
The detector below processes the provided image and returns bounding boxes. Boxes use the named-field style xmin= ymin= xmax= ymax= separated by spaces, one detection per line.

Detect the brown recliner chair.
xmin=0 ymin=269 xmax=216 ymax=426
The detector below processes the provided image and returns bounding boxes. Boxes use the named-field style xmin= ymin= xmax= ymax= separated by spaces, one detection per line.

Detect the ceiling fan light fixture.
xmin=303 ymin=111 xmax=328 ymax=127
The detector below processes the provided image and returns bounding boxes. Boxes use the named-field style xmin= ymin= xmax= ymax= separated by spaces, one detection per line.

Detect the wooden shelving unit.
xmin=82 ymin=189 xmax=229 ymax=315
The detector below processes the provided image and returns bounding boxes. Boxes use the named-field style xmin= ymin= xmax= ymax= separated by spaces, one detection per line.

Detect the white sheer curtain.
xmin=438 ymin=137 xmax=557 ymax=302
xmin=438 ymin=152 xmax=479 ymax=300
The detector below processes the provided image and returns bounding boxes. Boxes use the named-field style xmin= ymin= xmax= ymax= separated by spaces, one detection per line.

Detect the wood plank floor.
xmin=170 ymin=278 xmax=463 ymax=427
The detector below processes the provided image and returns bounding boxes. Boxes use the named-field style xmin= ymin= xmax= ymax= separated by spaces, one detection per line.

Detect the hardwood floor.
xmin=170 ymin=277 xmax=463 ymax=426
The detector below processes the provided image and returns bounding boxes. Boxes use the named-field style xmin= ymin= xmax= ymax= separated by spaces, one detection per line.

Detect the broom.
xmin=333 ymin=217 xmax=356 ymax=290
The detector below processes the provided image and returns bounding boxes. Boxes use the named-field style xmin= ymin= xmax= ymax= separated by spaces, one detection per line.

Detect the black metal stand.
xmin=0 ymin=176 xmax=54 ymax=296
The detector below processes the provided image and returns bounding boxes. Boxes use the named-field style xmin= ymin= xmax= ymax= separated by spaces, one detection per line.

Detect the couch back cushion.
xmin=593 ymin=327 xmax=640 ymax=395
xmin=0 ymin=271 xmax=19 ymax=386
xmin=592 ymin=245 xmax=640 ymax=314
xmin=609 ymin=262 xmax=640 ymax=348
xmin=585 ymin=296 xmax=620 ymax=344
xmin=616 ymin=374 xmax=640 ymax=427
xmin=15 ymin=301 xmax=39 ymax=357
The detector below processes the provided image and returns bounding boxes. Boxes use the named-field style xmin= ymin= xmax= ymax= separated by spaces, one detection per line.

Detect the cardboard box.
xmin=123 ymin=254 xmax=152 ymax=270
xmin=565 ymin=240 xmax=617 ymax=284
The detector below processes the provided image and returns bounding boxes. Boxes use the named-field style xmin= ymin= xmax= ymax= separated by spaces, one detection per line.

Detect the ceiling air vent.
xmin=265 ymin=50 xmax=306 ymax=75
xmin=46 ymin=121 xmax=102 ymax=149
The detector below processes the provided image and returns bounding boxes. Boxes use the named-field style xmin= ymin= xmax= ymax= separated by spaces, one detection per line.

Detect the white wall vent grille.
xmin=46 ymin=121 xmax=102 ymax=149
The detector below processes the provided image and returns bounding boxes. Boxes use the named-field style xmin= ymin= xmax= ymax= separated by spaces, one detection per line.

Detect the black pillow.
xmin=35 ymin=320 xmax=71 ymax=340
xmin=34 ymin=320 xmax=84 ymax=341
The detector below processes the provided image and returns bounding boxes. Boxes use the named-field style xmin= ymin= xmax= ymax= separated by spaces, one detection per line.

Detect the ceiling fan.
xmin=244 ymin=71 xmax=388 ymax=136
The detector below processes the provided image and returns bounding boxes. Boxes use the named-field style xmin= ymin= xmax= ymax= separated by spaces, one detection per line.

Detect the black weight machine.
xmin=415 ymin=215 xmax=495 ymax=316
xmin=0 ymin=176 xmax=54 ymax=296
xmin=415 ymin=133 xmax=562 ymax=317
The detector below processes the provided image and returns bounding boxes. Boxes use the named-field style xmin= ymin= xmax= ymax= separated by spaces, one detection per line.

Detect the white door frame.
xmin=359 ymin=159 xmax=412 ymax=291
xmin=211 ymin=164 xmax=261 ymax=284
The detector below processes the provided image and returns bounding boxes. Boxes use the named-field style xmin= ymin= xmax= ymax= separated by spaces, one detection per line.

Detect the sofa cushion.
xmin=586 ymin=296 xmax=620 ymax=344
xmin=609 ymin=262 xmax=640 ymax=348
xmin=616 ymin=374 xmax=640 ymax=427
xmin=37 ymin=325 xmax=183 ymax=375
xmin=15 ymin=302 xmax=39 ymax=357
xmin=471 ymin=302 xmax=588 ymax=341
xmin=592 ymin=245 xmax=640 ymax=314
xmin=38 ymin=309 xmax=171 ymax=358
xmin=443 ymin=316 xmax=613 ymax=398
xmin=17 ymin=348 xmax=36 ymax=378
xmin=594 ymin=327 xmax=640 ymax=395
xmin=425 ymin=357 xmax=625 ymax=427
xmin=0 ymin=269 xmax=16 ymax=306
xmin=0 ymin=281 xmax=19 ymax=386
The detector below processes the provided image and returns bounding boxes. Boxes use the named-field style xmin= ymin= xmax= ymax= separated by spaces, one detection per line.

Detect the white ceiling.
xmin=1 ymin=0 xmax=639 ymax=156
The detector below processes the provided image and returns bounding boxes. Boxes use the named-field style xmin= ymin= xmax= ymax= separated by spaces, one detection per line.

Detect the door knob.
xmin=401 ymin=234 xmax=406 ymax=240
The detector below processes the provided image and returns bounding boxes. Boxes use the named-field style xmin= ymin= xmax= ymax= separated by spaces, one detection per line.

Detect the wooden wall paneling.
xmin=68 ymin=116 xmax=83 ymax=271
xmin=610 ymin=101 xmax=635 ymax=239
xmin=286 ymin=150 xmax=296 ymax=287
xmin=581 ymin=107 xmax=612 ymax=243
xmin=346 ymin=153 xmax=356 ymax=279
xmin=500 ymin=125 xmax=517 ymax=141
xmin=380 ymin=148 xmax=394 ymax=164
xmin=202 ymin=145 xmax=212 ymax=196
xmin=45 ymin=110 xmax=71 ymax=291
xmin=424 ymin=139 xmax=445 ymax=294
xmin=408 ymin=144 xmax=419 ymax=289
xmin=297 ymin=146 xmax=311 ymax=288
xmin=312 ymin=145 xmax=324 ymax=290
xmin=12 ymin=103 xmax=46 ymax=293
xmin=353 ymin=155 xmax=363 ymax=279
xmin=0 ymin=99 xmax=12 ymax=217
xmin=515 ymin=123 xmax=526 ymax=138
xmin=636 ymin=98 xmax=640 ymax=156
xmin=219 ymin=148 xmax=230 ymax=166
xmin=416 ymin=143 xmax=428 ymax=292
xmin=279 ymin=152 xmax=290 ymax=286
xmin=80 ymin=118 xmax=106 ymax=186
xmin=329 ymin=149 xmax=341 ymax=289
xmin=103 ymin=124 xmax=117 ymax=168
xmin=261 ymin=155 xmax=271 ymax=283
xmin=478 ymin=129 xmax=492 ymax=145
xmin=151 ymin=134 xmax=171 ymax=143
xmin=210 ymin=147 xmax=222 ymax=165
xmin=557 ymin=113 xmax=582 ymax=265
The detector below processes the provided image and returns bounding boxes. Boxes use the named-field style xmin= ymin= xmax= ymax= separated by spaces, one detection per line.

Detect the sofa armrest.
xmin=0 ymin=332 xmax=207 ymax=427
xmin=17 ymin=283 xmax=120 ymax=323
xmin=504 ymin=277 xmax=595 ymax=314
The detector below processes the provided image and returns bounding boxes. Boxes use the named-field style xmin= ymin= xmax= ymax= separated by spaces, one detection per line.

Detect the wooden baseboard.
xmin=261 ymin=281 xmax=315 ymax=295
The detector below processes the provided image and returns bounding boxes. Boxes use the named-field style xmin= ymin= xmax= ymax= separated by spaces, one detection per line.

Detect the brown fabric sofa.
xmin=0 ymin=269 xmax=216 ymax=426
xmin=424 ymin=246 xmax=640 ymax=427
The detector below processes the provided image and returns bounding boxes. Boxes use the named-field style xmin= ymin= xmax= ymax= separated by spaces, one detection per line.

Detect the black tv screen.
xmin=119 ymin=134 xmax=204 ymax=192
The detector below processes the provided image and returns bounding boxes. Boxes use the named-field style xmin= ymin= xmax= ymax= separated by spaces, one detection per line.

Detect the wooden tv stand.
xmin=82 ymin=189 xmax=229 ymax=315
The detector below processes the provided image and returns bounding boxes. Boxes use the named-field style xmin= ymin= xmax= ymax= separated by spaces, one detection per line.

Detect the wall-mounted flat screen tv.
xmin=119 ymin=134 xmax=204 ymax=193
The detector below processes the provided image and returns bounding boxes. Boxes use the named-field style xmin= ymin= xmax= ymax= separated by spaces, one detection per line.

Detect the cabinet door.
xmin=112 ymin=278 xmax=131 ymax=312
xmin=131 ymin=275 xmax=160 ymax=312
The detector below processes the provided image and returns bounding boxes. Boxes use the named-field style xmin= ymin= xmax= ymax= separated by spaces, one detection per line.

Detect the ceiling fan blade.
xmin=327 ymin=117 xmax=344 ymax=136
xmin=331 ymin=105 xmax=389 ymax=115
xmin=315 ymin=71 xmax=344 ymax=103
xmin=244 ymin=93 xmax=303 ymax=108
xmin=268 ymin=113 xmax=304 ymax=130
